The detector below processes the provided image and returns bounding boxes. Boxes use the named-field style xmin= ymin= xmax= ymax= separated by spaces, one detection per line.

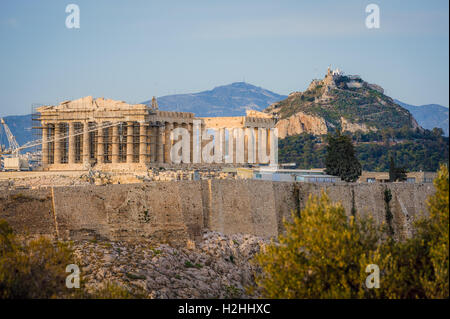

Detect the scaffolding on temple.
xmin=28 ymin=99 xmax=163 ymax=169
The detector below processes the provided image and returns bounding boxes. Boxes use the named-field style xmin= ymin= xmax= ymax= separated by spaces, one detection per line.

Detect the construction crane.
xmin=1 ymin=118 xmax=29 ymax=171
xmin=1 ymin=101 xmax=164 ymax=171
xmin=0 ymin=119 xmax=119 ymax=171
xmin=1 ymin=118 xmax=19 ymax=154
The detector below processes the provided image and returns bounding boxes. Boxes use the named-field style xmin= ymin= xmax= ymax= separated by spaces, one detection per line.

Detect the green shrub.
xmin=254 ymin=166 xmax=449 ymax=299
xmin=0 ymin=220 xmax=75 ymax=299
xmin=254 ymin=192 xmax=380 ymax=298
xmin=376 ymin=164 xmax=449 ymax=298
xmin=88 ymin=282 xmax=144 ymax=299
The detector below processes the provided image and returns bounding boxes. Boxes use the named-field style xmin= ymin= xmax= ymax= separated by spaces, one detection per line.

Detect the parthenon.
xmin=36 ymin=96 xmax=275 ymax=171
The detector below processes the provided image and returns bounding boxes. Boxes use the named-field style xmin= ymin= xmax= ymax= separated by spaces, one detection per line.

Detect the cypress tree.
xmin=325 ymin=131 xmax=362 ymax=182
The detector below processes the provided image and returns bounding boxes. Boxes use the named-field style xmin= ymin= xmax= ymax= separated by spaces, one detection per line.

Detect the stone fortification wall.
xmin=0 ymin=181 xmax=435 ymax=246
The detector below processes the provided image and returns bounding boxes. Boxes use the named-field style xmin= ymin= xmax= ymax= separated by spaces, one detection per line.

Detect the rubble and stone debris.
xmin=72 ymin=231 xmax=269 ymax=299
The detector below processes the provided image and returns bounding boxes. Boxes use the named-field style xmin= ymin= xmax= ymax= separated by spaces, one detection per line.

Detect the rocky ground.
xmin=72 ymin=231 xmax=271 ymax=298
xmin=1 ymin=169 xmax=237 ymax=190
xmin=13 ymin=175 xmax=88 ymax=188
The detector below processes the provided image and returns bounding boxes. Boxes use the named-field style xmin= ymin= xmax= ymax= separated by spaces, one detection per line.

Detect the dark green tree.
xmin=302 ymin=137 xmax=314 ymax=167
xmin=325 ymin=131 xmax=362 ymax=182
xmin=388 ymin=156 xmax=407 ymax=182
xmin=389 ymin=156 xmax=396 ymax=182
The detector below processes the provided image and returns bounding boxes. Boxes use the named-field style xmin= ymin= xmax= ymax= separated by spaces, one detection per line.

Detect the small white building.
xmin=253 ymin=168 xmax=341 ymax=183
xmin=332 ymin=68 xmax=343 ymax=76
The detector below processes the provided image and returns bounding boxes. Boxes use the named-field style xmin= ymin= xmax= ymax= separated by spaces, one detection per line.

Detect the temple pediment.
xmin=37 ymin=96 xmax=146 ymax=112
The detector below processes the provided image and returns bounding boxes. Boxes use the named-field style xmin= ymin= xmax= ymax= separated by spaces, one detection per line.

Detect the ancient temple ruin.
xmin=36 ymin=96 xmax=275 ymax=171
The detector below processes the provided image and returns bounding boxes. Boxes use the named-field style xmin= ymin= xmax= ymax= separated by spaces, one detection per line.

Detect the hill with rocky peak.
xmin=265 ymin=68 xmax=421 ymax=138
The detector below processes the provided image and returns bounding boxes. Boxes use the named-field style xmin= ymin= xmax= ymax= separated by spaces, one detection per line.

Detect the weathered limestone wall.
xmin=203 ymin=180 xmax=279 ymax=237
xmin=0 ymin=189 xmax=55 ymax=238
xmin=288 ymin=183 xmax=434 ymax=238
xmin=0 ymin=181 xmax=435 ymax=245
xmin=53 ymin=183 xmax=194 ymax=246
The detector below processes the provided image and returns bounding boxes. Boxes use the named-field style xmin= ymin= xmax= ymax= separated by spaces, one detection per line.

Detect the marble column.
xmin=147 ymin=124 xmax=152 ymax=163
xmin=41 ymin=123 xmax=48 ymax=166
xmin=126 ymin=122 xmax=134 ymax=163
xmin=244 ymin=128 xmax=249 ymax=164
xmin=201 ymin=124 xmax=209 ymax=163
xmin=139 ymin=122 xmax=147 ymax=163
xmin=232 ymin=128 xmax=237 ymax=165
xmin=157 ymin=124 xmax=164 ymax=163
xmin=97 ymin=123 xmax=104 ymax=164
xmin=189 ymin=123 xmax=193 ymax=164
xmin=112 ymin=123 xmax=119 ymax=164
xmin=83 ymin=122 xmax=90 ymax=165
xmin=68 ymin=122 xmax=75 ymax=164
xmin=218 ymin=127 xmax=225 ymax=164
xmin=263 ymin=128 xmax=271 ymax=164
xmin=54 ymin=123 xmax=61 ymax=164
xmin=178 ymin=122 xmax=189 ymax=163
xmin=150 ymin=125 xmax=157 ymax=163
xmin=164 ymin=122 xmax=173 ymax=164
xmin=224 ymin=128 xmax=233 ymax=164
xmin=254 ymin=127 xmax=259 ymax=164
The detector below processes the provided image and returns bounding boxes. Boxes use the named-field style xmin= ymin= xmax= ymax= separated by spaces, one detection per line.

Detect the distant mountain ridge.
xmin=394 ymin=100 xmax=449 ymax=136
xmin=1 ymin=83 xmax=286 ymax=148
xmin=1 ymin=80 xmax=447 ymax=149
xmin=143 ymin=82 xmax=287 ymax=117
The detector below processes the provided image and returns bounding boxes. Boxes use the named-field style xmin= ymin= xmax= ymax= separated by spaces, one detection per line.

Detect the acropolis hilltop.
xmin=36 ymin=96 xmax=275 ymax=171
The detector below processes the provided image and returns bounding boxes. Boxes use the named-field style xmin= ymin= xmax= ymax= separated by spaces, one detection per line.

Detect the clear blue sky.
xmin=0 ymin=0 xmax=448 ymax=116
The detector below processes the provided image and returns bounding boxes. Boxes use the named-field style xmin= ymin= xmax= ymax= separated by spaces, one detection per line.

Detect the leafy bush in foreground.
xmin=0 ymin=221 xmax=143 ymax=299
xmin=0 ymin=221 xmax=73 ymax=298
xmin=254 ymin=192 xmax=380 ymax=298
xmin=254 ymin=165 xmax=449 ymax=299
